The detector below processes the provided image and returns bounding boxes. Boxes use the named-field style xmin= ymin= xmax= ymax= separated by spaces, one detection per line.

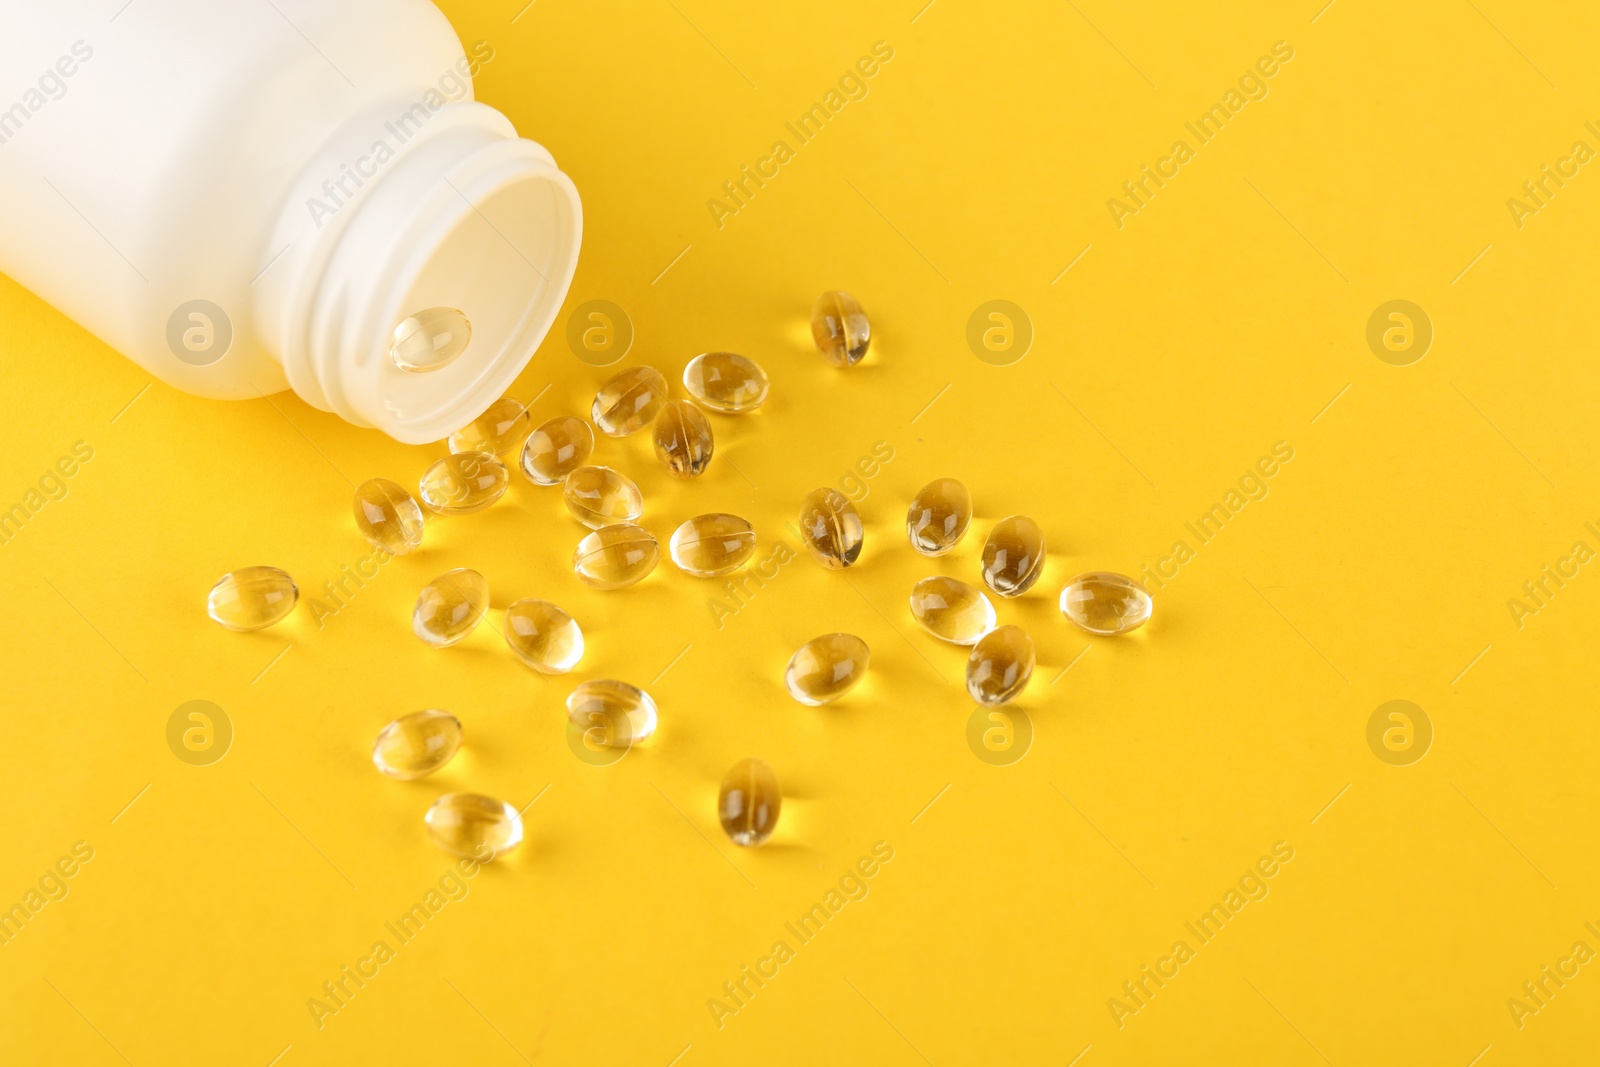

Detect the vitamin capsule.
xmin=966 ymin=624 xmax=1034 ymax=706
xmin=448 ymin=396 xmax=530 ymax=455
xmin=418 ymin=452 xmax=509 ymax=515
xmin=591 ymin=365 xmax=669 ymax=436
xmin=797 ymin=488 xmax=863 ymax=569
xmin=811 ymin=290 xmax=870 ymax=367
xmin=908 ymin=576 xmax=996 ymax=645
xmin=412 ymin=568 xmax=489 ymax=647
xmin=390 ymin=307 xmax=470 ymax=372
xmin=654 ymin=399 xmax=714 ymax=478
xmin=352 ymin=477 xmax=426 ymax=555
xmin=718 ymin=758 xmax=781 ymax=847
xmin=565 ymin=679 xmax=658 ymax=746
xmin=424 ymin=793 xmax=523 ymax=859
xmin=1060 ymin=571 xmax=1153 ymax=635
xmin=981 ymin=515 xmax=1046 ymax=597
xmin=207 ymin=565 xmax=298 ymax=631
xmin=573 ymin=524 xmax=659 ymax=589
xmin=520 ymin=416 xmax=594 ymax=486
xmin=670 ymin=513 xmax=755 ymax=577
xmin=563 ymin=465 xmax=643 ymax=529
xmin=784 ymin=633 xmax=870 ymax=705
xmin=906 ymin=477 xmax=972 ymax=556
xmin=371 ymin=709 xmax=463 ymax=780
xmin=682 ymin=352 xmax=770 ymax=413
xmin=502 ymin=598 xmax=584 ymax=673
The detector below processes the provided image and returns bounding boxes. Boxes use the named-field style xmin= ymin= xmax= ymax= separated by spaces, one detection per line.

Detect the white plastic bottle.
xmin=0 ymin=0 xmax=581 ymax=443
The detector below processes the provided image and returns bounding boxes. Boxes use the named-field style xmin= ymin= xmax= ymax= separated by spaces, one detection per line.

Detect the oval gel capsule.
xmin=1060 ymin=571 xmax=1153 ymax=635
xmin=669 ymin=514 xmax=756 ymax=577
xmin=412 ymin=568 xmax=489 ymax=647
xmin=591 ymin=365 xmax=669 ymax=436
xmin=352 ymin=478 xmax=425 ymax=555
xmin=565 ymin=679 xmax=658 ymax=747
xmin=520 ymin=416 xmax=594 ymax=486
xmin=798 ymin=488 xmax=863 ymax=569
xmin=563 ymin=465 xmax=643 ymax=529
xmin=908 ymin=576 xmax=996 ymax=645
xmin=980 ymin=515 xmax=1045 ymax=597
xmin=424 ymin=793 xmax=522 ymax=859
xmin=719 ymin=758 xmax=781 ymax=847
xmin=502 ymin=599 xmax=584 ymax=673
xmin=573 ymin=524 xmax=660 ymax=589
xmin=418 ymin=452 xmax=509 ymax=515
xmin=682 ymin=352 xmax=769 ymax=413
xmin=654 ymin=399 xmax=714 ymax=478
xmin=906 ymin=477 xmax=972 ymax=556
xmin=811 ymin=291 xmax=870 ymax=367
xmin=784 ymin=633 xmax=870 ymax=705
xmin=390 ymin=307 xmax=470 ymax=373
xmin=966 ymin=625 xmax=1034 ymax=706
xmin=207 ymin=566 xmax=298 ymax=631
xmin=448 ymin=396 xmax=530 ymax=455
xmin=372 ymin=710 xmax=463 ymax=780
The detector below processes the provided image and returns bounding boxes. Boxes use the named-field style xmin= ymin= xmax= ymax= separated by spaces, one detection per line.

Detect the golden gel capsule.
xmin=981 ymin=515 xmax=1046 ymax=598
xmin=566 ymin=679 xmax=658 ymax=746
xmin=412 ymin=568 xmax=489 ymax=647
xmin=352 ymin=477 xmax=425 ymax=555
xmin=563 ymin=465 xmax=643 ymax=529
xmin=670 ymin=513 xmax=755 ymax=577
xmin=785 ymin=633 xmax=870 ymax=705
xmin=591 ymin=365 xmax=669 ymax=436
xmin=520 ymin=416 xmax=594 ymax=486
xmin=448 ymin=396 xmax=530 ymax=456
xmin=1061 ymin=571 xmax=1153 ymax=635
xmin=418 ymin=452 xmax=509 ymax=515
xmin=207 ymin=566 xmax=298 ymax=631
xmin=654 ymin=399 xmax=714 ymax=478
xmin=966 ymin=624 xmax=1034 ymax=706
xmin=573 ymin=524 xmax=659 ymax=589
xmin=424 ymin=793 xmax=523 ymax=859
xmin=798 ymin=488 xmax=863 ymax=569
xmin=391 ymin=307 xmax=470 ymax=372
xmin=906 ymin=477 xmax=972 ymax=556
xmin=682 ymin=352 xmax=769 ymax=413
xmin=502 ymin=598 xmax=584 ymax=673
xmin=908 ymin=576 xmax=996 ymax=645
xmin=811 ymin=290 xmax=870 ymax=367
xmin=719 ymin=758 xmax=781 ymax=847
xmin=372 ymin=709 xmax=463 ymax=780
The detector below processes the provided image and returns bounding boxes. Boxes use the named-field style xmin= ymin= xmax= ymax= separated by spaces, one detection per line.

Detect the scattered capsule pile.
xmin=204 ymin=290 xmax=1154 ymax=861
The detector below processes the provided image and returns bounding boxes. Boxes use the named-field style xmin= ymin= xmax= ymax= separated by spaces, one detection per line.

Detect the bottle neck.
xmin=257 ymin=102 xmax=581 ymax=443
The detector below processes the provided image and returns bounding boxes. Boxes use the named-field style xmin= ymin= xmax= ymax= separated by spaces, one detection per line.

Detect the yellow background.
xmin=3 ymin=0 xmax=1598 ymax=1063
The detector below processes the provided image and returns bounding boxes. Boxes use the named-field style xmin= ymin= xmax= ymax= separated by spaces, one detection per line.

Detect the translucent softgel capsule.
xmin=906 ymin=478 xmax=972 ymax=556
xmin=591 ymin=365 xmax=669 ymax=436
xmin=391 ymin=307 xmax=471 ymax=373
xmin=654 ymin=399 xmax=714 ymax=478
xmin=207 ymin=566 xmax=298 ymax=631
xmin=520 ymin=416 xmax=594 ymax=486
xmin=981 ymin=515 xmax=1046 ymax=598
xmin=784 ymin=633 xmax=870 ymax=706
xmin=448 ymin=396 xmax=530 ymax=456
xmin=424 ymin=793 xmax=523 ymax=859
xmin=573 ymin=524 xmax=659 ymax=589
xmin=412 ymin=568 xmax=489 ymax=647
xmin=798 ymin=488 xmax=863 ymax=569
xmin=682 ymin=352 xmax=769 ymax=413
xmin=352 ymin=477 xmax=426 ymax=555
xmin=418 ymin=452 xmax=509 ymax=515
xmin=563 ymin=465 xmax=643 ymax=529
xmin=372 ymin=710 xmax=463 ymax=780
xmin=670 ymin=514 xmax=755 ymax=577
xmin=1061 ymin=571 xmax=1153 ymax=635
xmin=565 ymin=680 xmax=658 ymax=747
xmin=967 ymin=625 xmax=1035 ymax=706
xmin=908 ymin=576 xmax=996 ymax=645
xmin=719 ymin=758 xmax=781 ymax=847
xmin=811 ymin=290 xmax=870 ymax=367
xmin=502 ymin=598 xmax=584 ymax=673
